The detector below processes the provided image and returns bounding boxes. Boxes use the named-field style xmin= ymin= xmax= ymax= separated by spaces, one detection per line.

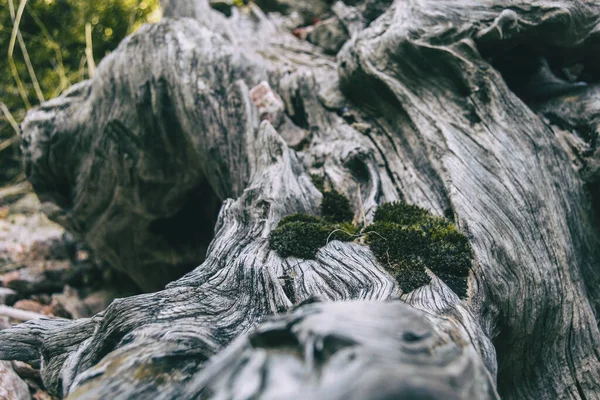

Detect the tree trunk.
xmin=1 ymin=0 xmax=600 ymax=398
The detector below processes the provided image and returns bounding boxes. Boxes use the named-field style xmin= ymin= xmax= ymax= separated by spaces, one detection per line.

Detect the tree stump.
xmin=1 ymin=0 xmax=600 ymax=399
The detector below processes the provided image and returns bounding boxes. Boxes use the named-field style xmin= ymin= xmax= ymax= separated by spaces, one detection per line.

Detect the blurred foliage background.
xmin=0 ymin=0 xmax=161 ymax=184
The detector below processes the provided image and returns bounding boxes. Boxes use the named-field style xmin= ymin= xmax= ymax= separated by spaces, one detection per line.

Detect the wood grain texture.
xmin=0 ymin=0 xmax=599 ymax=399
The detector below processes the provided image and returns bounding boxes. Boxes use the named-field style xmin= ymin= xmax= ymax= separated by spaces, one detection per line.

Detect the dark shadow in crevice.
xmin=209 ymin=0 xmax=235 ymax=17
xmin=249 ymin=328 xmax=301 ymax=350
xmin=313 ymin=335 xmax=356 ymax=365
xmin=148 ymin=180 xmax=223 ymax=284
xmin=584 ymin=178 xmax=600 ymax=229
xmin=289 ymin=91 xmax=310 ymax=130
xmin=362 ymin=0 xmax=394 ymax=23
xmin=480 ymin=43 xmax=595 ymax=103
xmin=253 ymin=0 xmax=290 ymax=14
xmin=0 ymin=130 xmax=22 ymax=185
xmin=150 ymin=184 xmax=221 ymax=249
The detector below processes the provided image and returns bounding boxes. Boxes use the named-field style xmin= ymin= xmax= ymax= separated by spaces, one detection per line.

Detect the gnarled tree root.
xmin=1 ymin=0 xmax=600 ymax=399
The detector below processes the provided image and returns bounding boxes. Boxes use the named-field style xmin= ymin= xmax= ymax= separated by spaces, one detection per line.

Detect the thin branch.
xmin=8 ymin=0 xmax=44 ymax=104
xmin=0 ymin=305 xmax=49 ymax=321
xmin=7 ymin=0 xmax=31 ymax=109
xmin=0 ymin=103 xmax=21 ymax=135
xmin=0 ymin=136 xmax=19 ymax=153
xmin=357 ymin=184 xmax=367 ymax=227
xmin=8 ymin=0 xmax=27 ymax=60
xmin=0 ymin=181 xmax=31 ymax=201
xmin=27 ymin=9 xmax=71 ymax=92
xmin=326 ymin=228 xmax=357 ymax=244
xmin=85 ymin=23 xmax=96 ymax=78
xmin=79 ymin=55 xmax=87 ymax=82
xmin=7 ymin=60 xmax=30 ymax=109
xmin=17 ymin=33 xmax=45 ymax=103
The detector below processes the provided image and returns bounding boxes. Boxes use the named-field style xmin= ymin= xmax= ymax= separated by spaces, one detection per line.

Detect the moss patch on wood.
xmin=365 ymin=202 xmax=472 ymax=297
xmin=310 ymin=174 xmax=325 ymax=193
xmin=270 ymin=195 xmax=472 ymax=297
xmin=270 ymin=185 xmax=356 ymax=260
xmin=372 ymin=202 xmax=430 ymax=226
xmin=269 ymin=214 xmax=355 ymax=259
xmin=321 ymin=190 xmax=354 ymax=223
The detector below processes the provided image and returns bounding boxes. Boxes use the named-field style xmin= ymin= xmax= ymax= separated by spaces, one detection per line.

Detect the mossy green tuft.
xmin=366 ymin=202 xmax=472 ymax=298
xmin=269 ymin=199 xmax=471 ymax=297
xmin=373 ymin=202 xmax=430 ymax=226
xmin=269 ymin=213 xmax=354 ymax=259
xmin=310 ymin=174 xmax=326 ymax=193
xmin=386 ymin=258 xmax=431 ymax=293
xmin=321 ymin=190 xmax=354 ymax=223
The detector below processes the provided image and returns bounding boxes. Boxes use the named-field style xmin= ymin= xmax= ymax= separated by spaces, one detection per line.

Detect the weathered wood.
xmin=1 ymin=0 xmax=600 ymax=399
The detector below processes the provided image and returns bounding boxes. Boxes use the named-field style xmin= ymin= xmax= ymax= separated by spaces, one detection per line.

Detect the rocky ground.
xmin=0 ymin=181 xmax=139 ymax=400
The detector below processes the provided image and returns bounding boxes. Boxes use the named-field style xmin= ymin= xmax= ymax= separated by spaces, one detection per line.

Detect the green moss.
xmin=338 ymin=221 xmax=359 ymax=236
xmin=270 ymin=202 xmax=471 ymax=296
xmin=269 ymin=214 xmax=354 ymax=259
xmin=321 ymin=190 xmax=354 ymax=223
xmin=310 ymin=174 xmax=325 ymax=193
xmin=278 ymin=213 xmax=324 ymax=226
xmin=365 ymin=223 xmax=426 ymax=261
xmin=270 ymin=200 xmax=470 ymax=296
xmin=388 ymin=258 xmax=431 ymax=293
xmin=374 ymin=202 xmax=430 ymax=225
xmin=366 ymin=202 xmax=472 ymax=298
xmin=269 ymin=189 xmax=355 ymax=259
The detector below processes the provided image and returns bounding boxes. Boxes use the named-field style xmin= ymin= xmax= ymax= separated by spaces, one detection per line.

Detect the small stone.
xmin=84 ymin=290 xmax=118 ymax=315
xmin=317 ymin=72 xmax=346 ymax=111
xmin=280 ymin=11 xmax=306 ymax=31
xmin=50 ymin=285 xmax=90 ymax=319
xmin=30 ymin=294 xmax=51 ymax=305
xmin=277 ymin=118 xmax=309 ymax=149
xmin=250 ymin=81 xmax=285 ymax=127
xmin=0 ymin=287 xmax=17 ymax=306
xmin=0 ymin=270 xmax=21 ymax=287
xmin=0 ymin=206 xmax=9 ymax=219
xmin=41 ymin=299 xmax=71 ymax=319
xmin=11 ymin=361 xmax=40 ymax=383
xmin=307 ymin=17 xmax=349 ymax=55
xmin=292 ymin=25 xmax=315 ymax=41
xmin=33 ymin=391 xmax=54 ymax=400
xmin=13 ymin=299 xmax=44 ymax=314
xmin=0 ymin=261 xmax=72 ymax=295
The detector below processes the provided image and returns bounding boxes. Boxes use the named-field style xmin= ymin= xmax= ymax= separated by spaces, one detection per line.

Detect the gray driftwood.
xmin=1 ymin=0 xmax=600 ymax=398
